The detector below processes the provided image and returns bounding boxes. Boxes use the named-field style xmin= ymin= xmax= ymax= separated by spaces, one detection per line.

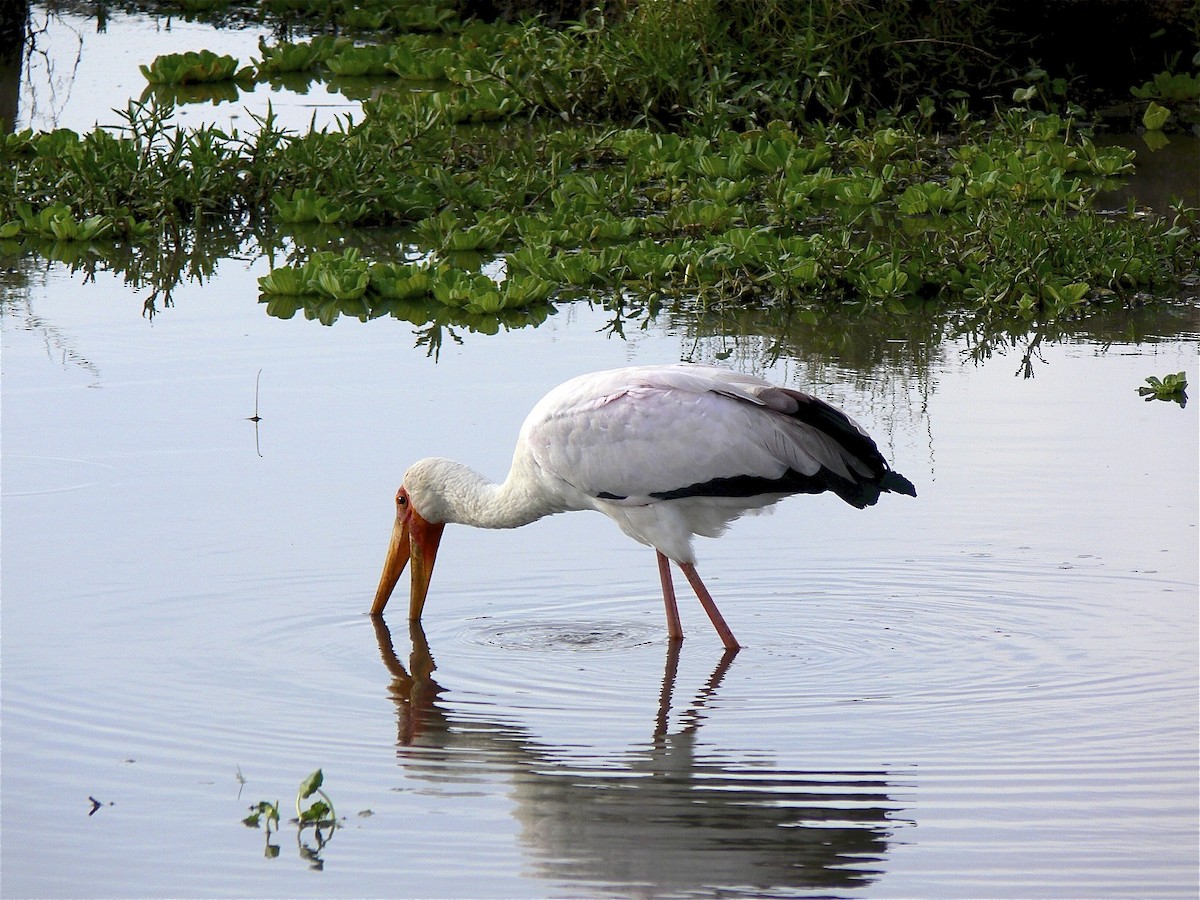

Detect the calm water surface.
xmin=3 ymin=8 xmax=1199 ymax=899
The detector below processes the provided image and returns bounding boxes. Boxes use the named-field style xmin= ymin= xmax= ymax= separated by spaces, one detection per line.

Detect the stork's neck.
xmin=410 ymin=457 xmax=560 ymax=530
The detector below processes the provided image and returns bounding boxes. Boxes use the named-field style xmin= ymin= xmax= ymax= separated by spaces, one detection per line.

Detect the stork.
xmin=371 ymin=364 xmax=916 ymax=650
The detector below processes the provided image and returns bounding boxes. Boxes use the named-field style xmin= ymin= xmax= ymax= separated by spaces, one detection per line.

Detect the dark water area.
xmin=1094 ymin=132 xmax=1200 ymax=212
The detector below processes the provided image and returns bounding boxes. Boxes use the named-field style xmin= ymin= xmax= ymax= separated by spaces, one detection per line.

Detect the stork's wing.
xmin=521 ymin=365 xmax=915 ymax=509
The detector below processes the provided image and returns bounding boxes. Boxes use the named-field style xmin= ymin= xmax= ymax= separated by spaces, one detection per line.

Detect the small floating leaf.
xmin=299 ymin=800 xmax=332 ymax=822
xmin=1142 ymin=101 xmax=1171 ymax=132
xmin=298 ymin=769 xmax=324 ymax=800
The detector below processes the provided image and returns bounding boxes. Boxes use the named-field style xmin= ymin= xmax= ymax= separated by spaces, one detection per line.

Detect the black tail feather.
xmin=881 ymin=469 xmax=917 ymax=498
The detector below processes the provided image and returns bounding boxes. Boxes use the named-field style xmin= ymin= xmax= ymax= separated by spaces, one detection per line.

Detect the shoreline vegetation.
xmin=1 ymin=0 xmax=1197 ymax=345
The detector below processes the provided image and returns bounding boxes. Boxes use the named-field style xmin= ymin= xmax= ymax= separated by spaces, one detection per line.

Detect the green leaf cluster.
xmin=1137 ymin=371 xmax=1188 ymax=404
xmin=1131 ymin=71 xmax=1200 ymax=104
xmin=242 ymin=768 xmax=338 ymax=845
xmin=258 ymin=247 xmax=552 ymax=326
xmin=242 ymin=800 xmax=280 ymax=831
xmin=296 ymin=769 xmax=336 ymax=825
xmin=272 ymin=188 xmax=365 ymax=225
xmin=3 ymin=11 xmax=1197 ymax=335
xmin=141 ymin=50 xmax=249 ymax=85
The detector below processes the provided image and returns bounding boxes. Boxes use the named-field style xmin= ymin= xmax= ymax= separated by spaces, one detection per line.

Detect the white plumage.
xmin=372 ymin=363 xmax=916 ymax=649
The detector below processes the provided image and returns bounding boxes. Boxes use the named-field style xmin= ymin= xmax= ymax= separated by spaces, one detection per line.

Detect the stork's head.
xmin=371 ymin=478 xmax=446 ymax=620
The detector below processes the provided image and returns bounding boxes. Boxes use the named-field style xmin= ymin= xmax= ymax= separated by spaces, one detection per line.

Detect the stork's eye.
xmin=396 ymin=491 xmax=408 ymax=507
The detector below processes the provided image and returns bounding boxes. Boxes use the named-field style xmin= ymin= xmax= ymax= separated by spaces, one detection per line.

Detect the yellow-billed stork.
xmin=371 ymin=364 xmax=916 ymax=650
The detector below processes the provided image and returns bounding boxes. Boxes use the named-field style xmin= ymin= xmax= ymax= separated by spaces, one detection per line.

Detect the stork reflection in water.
xmin=371 ymin=621 xmax=901 ymax=894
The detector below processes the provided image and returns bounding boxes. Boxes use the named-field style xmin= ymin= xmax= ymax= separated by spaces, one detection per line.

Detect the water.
xmin=16 ymin=8 xmax=358 ymax=135
xmin=4 ymin=245 xmax=1197 ymax=898
xmin=3 ymin=8 xmax=1199 ymax=899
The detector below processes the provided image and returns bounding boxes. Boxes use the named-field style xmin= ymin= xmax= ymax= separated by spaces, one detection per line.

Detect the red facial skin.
xmin=371 ymin=487 xmax=445 ymax=620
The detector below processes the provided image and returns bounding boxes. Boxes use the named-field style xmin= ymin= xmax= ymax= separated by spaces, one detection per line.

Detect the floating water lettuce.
xmin=325 ymin=45 xmax=395 ymax=78
xmin=140 ymin=50 xmax=247 ymax=85
xmin=257 ymin=249 xmax=370 ymax=302
xmin=257 ymin=265 xmax=314 ymax=296
xmin=271 ymin=188 xmax=365 ymax=225
xmin=253 ymin=36 xmax=347 ymax=75
xmin=854 ymin=259 xmax=911 ymax=300
xmin=1138 ymin=372 xmax=1188 ymax=405
xmin=427 ymin=82 xmax=524 ymax=123
xmin=369 ymin=262 xmax=434 ymax=299
xmin=17 ymin=203 xmax=114 ymax=241
xmin=386 ymin=46 xmax=457 ymax=81
xmin=1131 ymin=71 xmax=1200 ymax=103
xmin=399 ymin=2 xmax=458 ymax=32
xmin=1142 ymin=101 xmax=1171 ymax=132
xmin=307 ymin=249 xmax=370 ymax=301
xmin=501 ymin=274 xmax=553 ymax=308
xmin=431 ymin=268 xmax=494 ymax=308
xmin=897 ymin=178 xmax=964 ymax=214
xmin=417 ymin=210 xmax=509 ymax=251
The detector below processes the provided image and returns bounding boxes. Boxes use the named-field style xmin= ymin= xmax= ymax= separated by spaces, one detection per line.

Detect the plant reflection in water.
xmin=372 ymin=619 xmax=906 ymax=895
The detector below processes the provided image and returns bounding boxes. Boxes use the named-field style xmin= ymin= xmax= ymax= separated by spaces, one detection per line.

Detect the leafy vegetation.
xmin=243 ymin=799 xmax=281 ymax=832
xmin=295 ymin=768 xmax=337 ymax=825
xmin=2 ymin=1 xmax=1197 ymax=344
xmin=1138 ymin=371 xmax=1188 ymax=405
xmin=242 ymin=768 xmax=338 ymax=831
xmin=241 ymin=769 xmax=340 ymax=865
xmin=140 ymin=50 xmax=251 ymax=85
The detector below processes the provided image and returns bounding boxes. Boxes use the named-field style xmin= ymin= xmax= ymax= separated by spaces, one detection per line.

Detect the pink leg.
xmin=679 ymin=562 xmax=741 ymax=651
xmin=656 ymin=551 xmax=683 ymax=642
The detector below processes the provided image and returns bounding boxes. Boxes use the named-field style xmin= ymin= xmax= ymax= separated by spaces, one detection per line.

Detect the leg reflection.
xmin=655 ymin=640 xmax=739 ymax=741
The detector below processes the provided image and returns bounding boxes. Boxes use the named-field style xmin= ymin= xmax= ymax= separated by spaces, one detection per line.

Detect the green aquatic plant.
xmin=271 ymin=188 xmax=365 ymax=225
xmin=427 ymin=83 xmax=525 ymax=124
xmin=140 ymin=50 xmax=247 ymax=85
xmin=1142 ymin=102 xmax=1171 ymax=132
xmin=253 ymin=36 xmax=346 ymax=75
xmin=325 ymin=44 xmax=396 ymax=78
xmin=430 ymin=267 xmax=493 ymax=308
xmin=386 ymin=45 xmax=457 ymax=81
xmin=257 ymin=249 xmax=371 ymax=302
xmin=1131 ymin=71 xmax=1200 ymax=104
xmin=369 ymin=262 xmax=434 ymax=299
xmin=242 ymin=799 xmax=281 ymax=831
xmin=832 ymin=174 xmax=887 ymax=206
xmin=16 ymin=203 xmax=115 ymax=241
xmin=500 ymin=274 xmax=554 ymax=308
xmin=243 ymin=770 xmax=337 ymax=830
xmin=415 ymin=210 xmax=511 ymax=252
xmin=257 ymin=264 xmax=315 ymax=297
xmin=296 ymin=769 xmax=337 ymax=826
xmin=4 ymin=13 xmax=1198 ymax=335
xmin=396 ymin=1 xmax=458 ymax=32
xmin=307 ymin=249 xmax=371 ymax=301
xmin=896 ymin=178 xmax=964 ymax=214
xmin=242 ymin=768 xmax=338 ymax=865
xmin=1137 ymin=372 xmax=1188 ymax=405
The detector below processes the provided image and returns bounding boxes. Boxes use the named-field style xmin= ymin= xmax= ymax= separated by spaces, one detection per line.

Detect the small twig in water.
xmin=247 ymin=369 xmax=262 ymax=422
